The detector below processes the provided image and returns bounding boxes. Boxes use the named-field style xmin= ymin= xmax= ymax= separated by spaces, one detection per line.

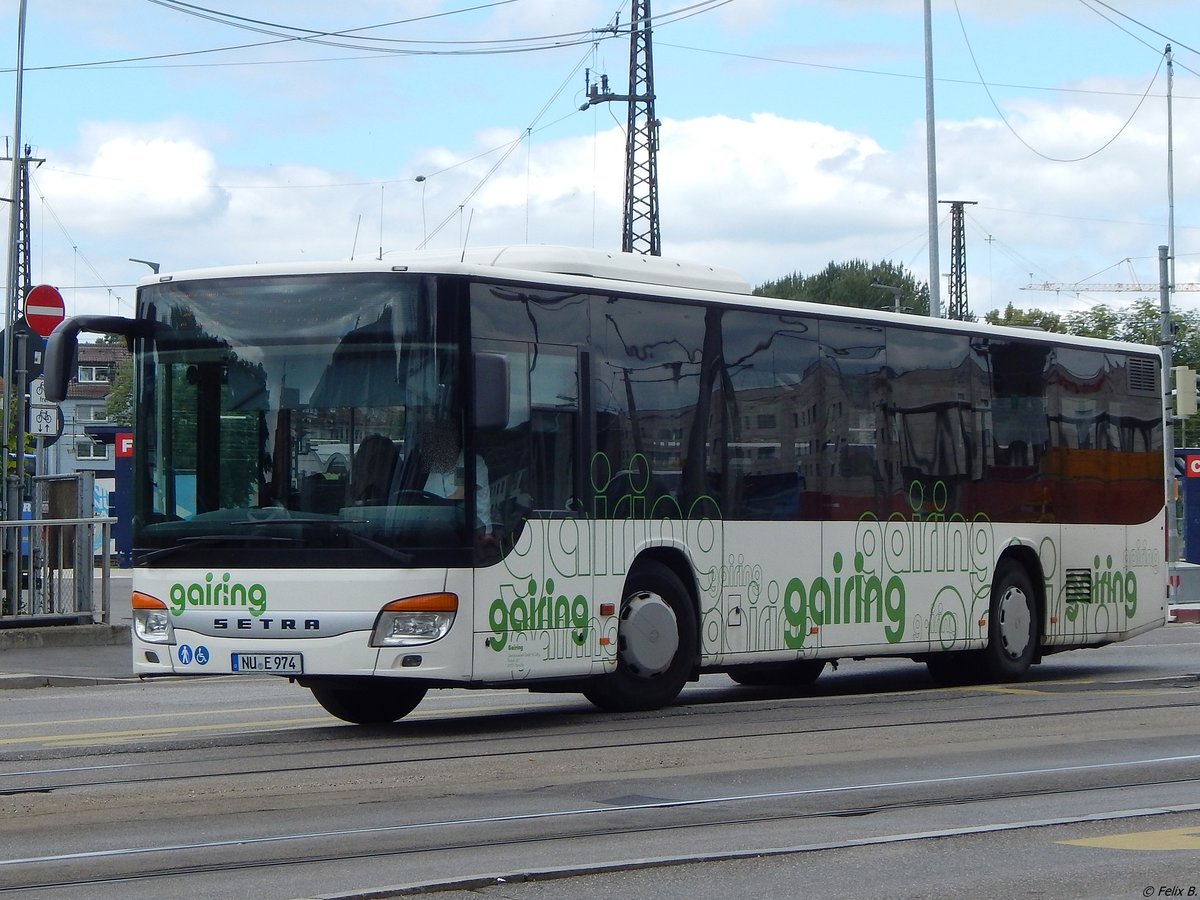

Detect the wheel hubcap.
xmin=997 ymin=585 xmax=1031 ymax=660
xmin=618 ymin=591 xmax=679 ymax=677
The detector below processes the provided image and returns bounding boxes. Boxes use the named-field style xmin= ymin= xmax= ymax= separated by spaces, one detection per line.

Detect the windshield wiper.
xmin=251 ymin=516 xmax=416 ymax=564
xmin=139 ymin=534 xmax=302 ymax=564
xmin=139 ymin=515 xmax=416 ymax=565
xmin=333 ymin=526 xmax=415 ymax=565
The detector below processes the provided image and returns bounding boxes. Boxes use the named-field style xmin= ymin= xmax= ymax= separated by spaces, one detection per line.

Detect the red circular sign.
xmin=24 ymin=284 xmax=65 ymax=338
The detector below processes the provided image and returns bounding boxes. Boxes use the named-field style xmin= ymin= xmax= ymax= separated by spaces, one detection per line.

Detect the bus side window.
xmin=530 ymin=409 xmax=575 ymax=510
xmin=528 ymin=350 xmax=578 ymax=512
xmin=473 ymin=343 xmax=579 ymax=538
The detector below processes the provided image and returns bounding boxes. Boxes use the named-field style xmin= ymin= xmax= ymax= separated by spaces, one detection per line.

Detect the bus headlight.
xmin=132 ymin=592 xmax=176 ymax=645
xmin=371 ymin=593 xmax=458 ymax=647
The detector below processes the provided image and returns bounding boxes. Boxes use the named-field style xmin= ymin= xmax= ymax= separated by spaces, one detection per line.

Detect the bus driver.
xmin=420 ymin=420 xmax=493 ymax=535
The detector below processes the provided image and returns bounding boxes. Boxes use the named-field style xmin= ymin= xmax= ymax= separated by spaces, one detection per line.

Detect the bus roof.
xmin=465 ymin=246 xmax=753 ymax=294
xmin=146 ymin=245 xmax=753 ymax=295
xmin=140 ymin=245 xmax=1158 ymax=358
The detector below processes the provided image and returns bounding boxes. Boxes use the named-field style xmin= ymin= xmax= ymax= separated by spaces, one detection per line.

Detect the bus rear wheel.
xmin=729 ymin=659 xmax=826 ymax=688
xmin=927 ymin=561 xmax=1038 ymax=685
xmin=583 ymin=560 xmax=697 ymax=713
xmin=980 ymin=561 xmax=1038 ymax=681
xmin=307 ymin=678 xmax=428 ymax=724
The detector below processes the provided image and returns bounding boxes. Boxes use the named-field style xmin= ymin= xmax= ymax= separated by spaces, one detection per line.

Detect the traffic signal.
xmin=1174 ymin=365 xmax=1197 ymax=417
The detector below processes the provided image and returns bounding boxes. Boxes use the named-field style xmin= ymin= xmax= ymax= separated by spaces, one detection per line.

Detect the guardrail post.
xmin=100 ymin=519 xmax=112 ymax=624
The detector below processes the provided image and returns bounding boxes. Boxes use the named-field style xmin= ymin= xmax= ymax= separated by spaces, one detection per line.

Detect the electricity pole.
xmin=3 ymin=0 xmax=30 ymax=527
xmin=582 ymin=0 xmax=661 ymax=255
xmin=940 ymin=199 xmax=976 ymax=321
xmin=2 ymin=0 xmax=30 ymax=610
xmin=923 ymin=0 xmax=941 ymax=318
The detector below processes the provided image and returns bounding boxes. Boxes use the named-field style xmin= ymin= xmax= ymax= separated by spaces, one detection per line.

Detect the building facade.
xmin=44 ymin=342 xmax=129 ymax=482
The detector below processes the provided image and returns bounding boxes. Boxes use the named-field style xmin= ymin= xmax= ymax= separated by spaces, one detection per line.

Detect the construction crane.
xmin=1023 ymin=257 xmax=1200 ymax=294
xmin=1023 ymin=281 xmax=1200 ymax=293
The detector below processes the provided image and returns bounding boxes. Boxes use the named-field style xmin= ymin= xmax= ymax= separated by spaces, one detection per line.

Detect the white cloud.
xmin=26 ymin=67 xmax=1200 ymax=319
xmin=41 ymin=130 xmax=227 ymax=233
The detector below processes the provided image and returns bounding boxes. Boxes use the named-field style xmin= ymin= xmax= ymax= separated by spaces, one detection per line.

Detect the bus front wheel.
xmin=307 ymin=678 xmax=428 ymax=724
xmin=583 ymin=560 xmax=697 ymax=713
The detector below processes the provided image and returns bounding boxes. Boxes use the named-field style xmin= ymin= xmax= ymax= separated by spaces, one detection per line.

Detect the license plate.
xmin=231 ymin=653 xmax=303 ymax=674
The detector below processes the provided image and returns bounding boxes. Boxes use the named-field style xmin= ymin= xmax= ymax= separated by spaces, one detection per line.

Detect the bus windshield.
xmin=133 ymin=272 xmax=471 ymax=567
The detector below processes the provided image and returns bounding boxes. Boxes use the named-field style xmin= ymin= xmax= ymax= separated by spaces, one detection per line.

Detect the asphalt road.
xmin=0 ymin=625 xmax=1196 ymax=899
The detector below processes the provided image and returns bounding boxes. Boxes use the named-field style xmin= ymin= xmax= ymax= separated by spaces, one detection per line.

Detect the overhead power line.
xmin=1081 ymin=0 xmax=1200 ymax=60
xmin=953 ymin=0 xmax=1166 ymax=163
xmin=8 ymin=0 xmax=734 ymax=72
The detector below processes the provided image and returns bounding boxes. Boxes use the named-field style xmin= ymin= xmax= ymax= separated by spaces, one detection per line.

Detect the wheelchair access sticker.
xmin=177 ymin=644 xmax=210 ymax=666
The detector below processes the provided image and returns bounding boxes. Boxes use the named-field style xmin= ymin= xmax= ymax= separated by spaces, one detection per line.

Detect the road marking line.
xmin=1059 ymin=825 xmax=1200 ymax=850
xmin=0 ymin=717 xmax=332 ymax=747
xmin=0 ymin=703 xmax=320 ymax=730
xmin=965 ymin=685 xmax=1184 ymax=697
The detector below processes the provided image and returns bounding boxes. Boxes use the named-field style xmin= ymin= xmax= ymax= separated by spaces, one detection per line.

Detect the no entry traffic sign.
xmin=24 ymin=284 xmax=65 ymax=337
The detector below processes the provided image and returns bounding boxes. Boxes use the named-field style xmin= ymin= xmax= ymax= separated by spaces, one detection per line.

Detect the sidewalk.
xmin=0 ymin=572 xmax=134 ymax=688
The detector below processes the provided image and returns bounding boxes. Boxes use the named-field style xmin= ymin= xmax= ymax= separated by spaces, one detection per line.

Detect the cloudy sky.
xmin=2 ymin=0 xmax=1198 ymax=321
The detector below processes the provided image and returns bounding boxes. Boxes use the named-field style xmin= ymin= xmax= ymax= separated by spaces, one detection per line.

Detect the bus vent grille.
xmin=1065 ymin=568 xmax=1093 ymax=603
xmin=1127 ymin=357 xmax=1158 ymax=395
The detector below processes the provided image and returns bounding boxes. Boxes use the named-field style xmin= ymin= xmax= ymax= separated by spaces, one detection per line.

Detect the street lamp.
xmin=871 ymin=282 xmax=908 ymax=313
xmin=129 ymin=258 xmax=160 ymax=275
xmin=414 ymin=176 xmax=427 ymax=248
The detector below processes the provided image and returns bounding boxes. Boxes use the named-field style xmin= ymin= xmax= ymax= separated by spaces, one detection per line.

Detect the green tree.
xmin=984 ymin=297 xmax=1200 ymax=440
xmin=1062 ymin=303 xmax=1124 ymax=340
xmin=983 ymin=303 xmax=1065 ymax=333
xmin=3 ymin=403 xmax=34 ymax=477
xmin=1088 ymin=297 xmax=1200 ymax=368
xmin=1169 ymin=306 xmax=1200 ymax=373
xmin=755 ymin=259 xmax=930 ymax=316
xmin=984 ymin=297 xmax=1200 ymax=370
xmin=103 ymin=356 xmax=134 ymax=426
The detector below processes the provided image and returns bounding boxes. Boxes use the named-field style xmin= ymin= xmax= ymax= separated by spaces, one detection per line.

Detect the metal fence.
xmin=0 ymin=472 xmax=116 ymax=626
xmin=2 ymin=515 xmax=116 ymax=623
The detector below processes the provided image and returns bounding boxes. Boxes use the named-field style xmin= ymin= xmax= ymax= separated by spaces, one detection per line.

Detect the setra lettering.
xmin=214 ymin=617 xmax=321 ymax=631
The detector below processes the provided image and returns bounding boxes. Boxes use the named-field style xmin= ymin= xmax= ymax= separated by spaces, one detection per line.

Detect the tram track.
xmin=2 ymin=688 xmax=1199 ymax=797
xmin=0 ymin=665 xmax=1197 ymax=899
xmin=1 ymin=755 xmax=1198 ymax=896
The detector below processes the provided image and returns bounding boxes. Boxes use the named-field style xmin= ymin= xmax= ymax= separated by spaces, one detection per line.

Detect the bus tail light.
xmin=371 ymin=593 xmax=458 ymax=647
xmin=132 ymin=592 xmax=176 ymax=645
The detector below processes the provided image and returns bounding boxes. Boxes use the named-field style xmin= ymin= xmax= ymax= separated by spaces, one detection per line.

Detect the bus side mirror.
xmin=44 ymin=321 xmax=82 ymax=402
xmin=44 ymin=315 xmax=147 ymax=402
xmin=474 ymin=352 xmax=509 ymax=430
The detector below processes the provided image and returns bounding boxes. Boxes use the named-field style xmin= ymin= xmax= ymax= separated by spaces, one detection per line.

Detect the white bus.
xmin=45 ymin=246 xmax=1168 ymax=723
